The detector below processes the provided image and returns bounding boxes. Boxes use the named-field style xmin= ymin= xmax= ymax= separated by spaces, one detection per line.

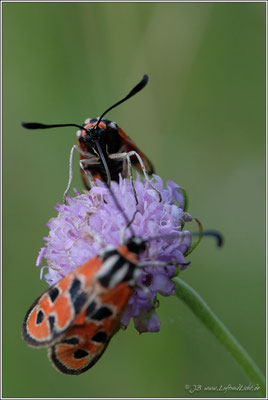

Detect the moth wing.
xmin=118 ymin=126 xmax=155 ymax=175
xmin=22 ymin=257 xmax=103 ymax=347
xmin=49 ymin=281 xmax=132 ymax=374
xmin=48 ymin=321 xmax=115 ymax=375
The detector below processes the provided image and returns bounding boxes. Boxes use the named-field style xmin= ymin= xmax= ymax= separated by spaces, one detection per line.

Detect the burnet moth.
xmin=22 ymin=182 xmax=222 ymax=375
xmin=22 ymin=74 xmax=160 ymax=203
xmin=22 ymin=235 xmax=148 ymax=375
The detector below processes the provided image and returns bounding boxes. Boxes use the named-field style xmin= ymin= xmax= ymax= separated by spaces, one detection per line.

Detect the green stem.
xmin=174 ymin=277 xmax=266 ymax=396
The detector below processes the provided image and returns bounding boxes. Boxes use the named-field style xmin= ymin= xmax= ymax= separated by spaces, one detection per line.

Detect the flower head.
xmin=37 ymin=175 xmax=193 ymax=333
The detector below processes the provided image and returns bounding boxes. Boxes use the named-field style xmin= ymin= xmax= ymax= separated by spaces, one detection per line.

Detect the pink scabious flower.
xmin=36 ymin=175 xmax=193 ymax=333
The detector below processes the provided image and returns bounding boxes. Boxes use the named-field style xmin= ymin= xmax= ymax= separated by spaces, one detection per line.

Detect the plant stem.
xmin=174 ymin=277 xmax=266 ymax=396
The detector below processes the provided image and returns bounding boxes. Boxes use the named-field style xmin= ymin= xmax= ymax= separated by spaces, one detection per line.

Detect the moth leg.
xmin=125 ymin=153 xmax=138 ymax=205
xmin=108 ymin=152 xmax=137 ymax=205
xmin=137 ymin=261 xmax=169 ymax=268
xmin=79 ymin=158 xmax=99 ymax=192
xmin=123 ymin=152 xmax=138 ymax=205
xmin=126 ymin=151 xmax=162 ymax=202
xmin=109 ymin=151 xmax=162 ymax=202
xmin=137 ymin=258 xmax=190 ymax=269
xmin=63 ymin=146 xmax=100 ymax=203
xmin=63 ymin=145 xmax=80 ymax=204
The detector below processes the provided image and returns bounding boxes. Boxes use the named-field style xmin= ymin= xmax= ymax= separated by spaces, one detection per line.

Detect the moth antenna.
xmin=96 ymin=74 xmax=148 ymax=128
xmin=22 ymin=74 xmax=148 ymax=132
xmin=192 ymin=230 xmax=223 ymax=247
xmin=22 ymin=122 xmax=85 ymax=131
xmin=126 ymin=210 xmax=139 ymax=231
xmin=144 ymin=230 xmax=223 ymax=251
xmin=184 ymin=218 xmax=223 ymax=256
xmin=120 ymin=210 xmax=139 ymax=244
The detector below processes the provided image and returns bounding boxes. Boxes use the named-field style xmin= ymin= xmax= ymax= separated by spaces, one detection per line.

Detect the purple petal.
xmin=134 ymin=312 xmax=161 ymax=333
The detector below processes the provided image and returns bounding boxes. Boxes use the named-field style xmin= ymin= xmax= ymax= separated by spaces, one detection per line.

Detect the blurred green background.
xmin=3 ymin=2 xmax=265 ymax=398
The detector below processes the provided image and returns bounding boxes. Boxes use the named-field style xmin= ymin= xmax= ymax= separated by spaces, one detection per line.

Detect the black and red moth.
xmin=22 ymin=75 xmax=155 ymax=201
xmin=22 ymin=236 xmax=146 ymax=375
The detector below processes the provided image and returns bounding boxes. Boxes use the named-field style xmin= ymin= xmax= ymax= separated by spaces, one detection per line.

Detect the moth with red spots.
xmin=22 ymin=237 xmax=147 ymax=375
xmin=22 ymin=75 xmax=157 ymax=203
xmin=22 ymin=229 xmax=222 ymax=375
